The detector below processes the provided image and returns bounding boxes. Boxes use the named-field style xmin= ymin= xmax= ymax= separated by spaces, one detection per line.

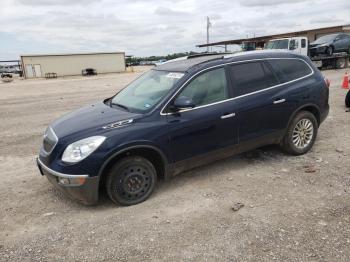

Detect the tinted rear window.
xmin=229 ymin=61 xmax=279 ymax=97
xmin=268 ymin=59 xmax=312 ymax=83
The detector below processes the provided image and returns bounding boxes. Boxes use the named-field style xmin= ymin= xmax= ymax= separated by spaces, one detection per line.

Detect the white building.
xmin=21 ymin=52 xmax=125 ymax=79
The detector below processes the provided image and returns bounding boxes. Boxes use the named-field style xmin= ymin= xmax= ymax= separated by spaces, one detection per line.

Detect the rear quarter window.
xmin=268 ymin=59 xmax=312 ymax=83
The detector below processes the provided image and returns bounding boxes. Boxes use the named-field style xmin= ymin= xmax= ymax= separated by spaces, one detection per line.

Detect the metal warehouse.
xmin=21 ymin=52 xmax=125 ymax=79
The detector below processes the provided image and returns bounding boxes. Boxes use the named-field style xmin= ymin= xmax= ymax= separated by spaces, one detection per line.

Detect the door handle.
xmin=273 ymin=99 xmax=286 ymax=104
xmin=221 ymin=113 xmax=235 ymax=119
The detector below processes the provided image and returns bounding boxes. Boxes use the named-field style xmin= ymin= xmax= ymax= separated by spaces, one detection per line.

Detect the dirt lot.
xmin=0 ymin=67 xmax=349 ymax=262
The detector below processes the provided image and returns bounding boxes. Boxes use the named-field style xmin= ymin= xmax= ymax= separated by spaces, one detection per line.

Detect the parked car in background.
xmin=309 ymin=33 xmax=350 ymax=56
xmin=82 ymin=68 xmax=97 ymax=76
xmin=37 ymin=51 xmax=329 ymax=206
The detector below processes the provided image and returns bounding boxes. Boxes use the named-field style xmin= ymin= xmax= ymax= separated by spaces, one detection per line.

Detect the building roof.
xmin=197 ymin=24 xmax=350 ymax=47
xmin=20 ymin=51 xmax=125 ymax=58
xmin=155 ymin=50 xmax=302 ymax=72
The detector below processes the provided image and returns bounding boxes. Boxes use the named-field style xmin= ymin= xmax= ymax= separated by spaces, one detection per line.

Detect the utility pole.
xmin=206 ymin=16 xmax=211 ymax=52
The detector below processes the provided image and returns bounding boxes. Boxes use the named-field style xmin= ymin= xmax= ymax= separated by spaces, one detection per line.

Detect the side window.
xmin=268 ymin=59 xmax=312 ymax=83
xmin=289 ymin=39 xmax=298 ymax=50
xmin=229 ymin=61 xmax=279 ymax=97
xmin=301 ymin=39 xmax=306 ymax=48
xmin=176 ymin=68 xmax=229 ymax=107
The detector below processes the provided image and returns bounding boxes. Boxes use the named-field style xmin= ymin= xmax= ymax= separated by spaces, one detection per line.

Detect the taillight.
xmin=324 ymin=77 xmax=330 ymax=88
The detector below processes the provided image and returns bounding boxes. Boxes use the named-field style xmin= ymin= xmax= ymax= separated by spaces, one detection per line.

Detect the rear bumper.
xmin=37 ymin=158 xmax=99 ymax=205
xmin=320 ymin=104 xmax=329 ymax=124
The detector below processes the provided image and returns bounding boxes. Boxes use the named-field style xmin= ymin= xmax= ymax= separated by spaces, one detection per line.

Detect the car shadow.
xmin=90 ymin=144 xmax=287 ymax=209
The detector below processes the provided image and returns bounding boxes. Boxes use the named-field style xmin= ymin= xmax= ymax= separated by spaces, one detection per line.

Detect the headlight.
xmin=62 ymin=136 xmax=106 ymax=163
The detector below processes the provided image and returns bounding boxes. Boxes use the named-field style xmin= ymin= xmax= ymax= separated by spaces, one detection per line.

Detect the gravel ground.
xmin=0 ymin=67 xmax=349 ymax=262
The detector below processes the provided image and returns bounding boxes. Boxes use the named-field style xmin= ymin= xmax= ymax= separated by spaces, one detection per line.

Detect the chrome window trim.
xmin=160 ymin=57 xmax=314 ymax=116
xmin=37 ymin=158 xmax=89 ymax=178
xmin=43 ymin=126 xmax=58 ymax=154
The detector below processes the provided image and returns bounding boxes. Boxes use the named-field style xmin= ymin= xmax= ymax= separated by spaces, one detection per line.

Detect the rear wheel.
xmin=346 ymin=90 xmax=350 ymax=108
xmin=106 ymin=156 xmax=157 ymax=206
xmin=281 ymin=111 xmax=318 ymax=155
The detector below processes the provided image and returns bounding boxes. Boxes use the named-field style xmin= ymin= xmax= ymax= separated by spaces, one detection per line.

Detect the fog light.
xmin=58 ymin=177 xmax=70 ymax=185
xmin=69 ymin=177 xmax=86 ymax=185
xmin=57 ymin=176 xmax=86 ymax=186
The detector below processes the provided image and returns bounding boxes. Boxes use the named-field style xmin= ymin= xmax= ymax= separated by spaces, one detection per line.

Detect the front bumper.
xmin=310 ymin=46 xmax=328 ymax=56
xmin=37 ymin=158 xmax=99 ymax=205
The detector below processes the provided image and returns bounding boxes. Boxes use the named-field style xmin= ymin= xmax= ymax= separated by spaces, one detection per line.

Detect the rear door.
xmin=165 ymin=67 xmax=239 ymax=163
xmin=228 ymin=59 xmax=311 ymax=146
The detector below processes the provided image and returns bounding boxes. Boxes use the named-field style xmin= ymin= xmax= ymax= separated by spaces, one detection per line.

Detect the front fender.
xmin=97 ymin=141 xmax=170 ymax=178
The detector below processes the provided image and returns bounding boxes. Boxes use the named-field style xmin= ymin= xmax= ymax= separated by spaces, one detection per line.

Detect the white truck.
xmin=265 ymin=37 xmax=349 ymax=69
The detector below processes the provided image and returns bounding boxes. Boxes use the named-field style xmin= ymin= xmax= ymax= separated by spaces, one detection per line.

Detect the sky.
xmin=0 ymin=0 xmax=349 ymax=60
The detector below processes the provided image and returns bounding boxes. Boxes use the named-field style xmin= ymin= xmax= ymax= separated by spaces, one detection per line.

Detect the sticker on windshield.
xmin=144 ymin=103 xmax=151 ymax=108
xmin=166 ymin=73 xmax=184 ymax=79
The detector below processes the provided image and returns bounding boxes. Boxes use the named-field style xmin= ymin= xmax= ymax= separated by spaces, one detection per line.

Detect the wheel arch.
xmin=287 ymin=104 xmax=321 ymax=128
xmin=98 ymin=145 xmax=170 ymax=186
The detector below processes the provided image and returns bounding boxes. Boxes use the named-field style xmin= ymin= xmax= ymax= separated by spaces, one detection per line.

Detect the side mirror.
xmin=172 ymin=96 xmax=195 ymax=111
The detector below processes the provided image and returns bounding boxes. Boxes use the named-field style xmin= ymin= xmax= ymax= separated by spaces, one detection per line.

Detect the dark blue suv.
xmin=37 ymin=51 xmax=329 ymax=206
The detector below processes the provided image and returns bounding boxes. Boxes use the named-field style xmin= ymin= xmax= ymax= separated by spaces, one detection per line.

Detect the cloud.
xmin=240 ymin=0 xmax=304 ymax=7
xmin=310 ymin=17 xmax=342 ymax=24
xmin=154 ymin=7 xmax=189 ymax=16
xmin=1 ymin=0 xmax=350 ymax=59
xmin=15 ymin=0 xmax=101 ymax=5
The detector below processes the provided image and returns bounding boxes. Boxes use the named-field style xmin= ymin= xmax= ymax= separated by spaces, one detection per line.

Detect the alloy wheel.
xmin=292 ymin=118 xmax=314 ymax=149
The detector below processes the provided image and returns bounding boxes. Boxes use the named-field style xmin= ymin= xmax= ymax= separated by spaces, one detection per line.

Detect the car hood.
xmin=51 ymin=101 xmax=140 ymax=138
xmin=309 ymin=41 xmax=329 ymax=47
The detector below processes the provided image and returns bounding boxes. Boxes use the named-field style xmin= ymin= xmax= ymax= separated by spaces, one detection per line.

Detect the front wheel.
xmin=106 ymin=156 xmax=157 ymax=206
xmin=326 ymin=46 xmax=334 ymax=56
xmin=281 ymin=111 xmax=318 ymax=155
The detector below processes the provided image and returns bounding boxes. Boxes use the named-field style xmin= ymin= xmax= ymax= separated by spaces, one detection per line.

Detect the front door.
xmin=165 ymin=67 xmax=238 ymax=164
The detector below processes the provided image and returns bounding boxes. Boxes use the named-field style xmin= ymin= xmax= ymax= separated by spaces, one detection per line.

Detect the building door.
xmin=34 ymin=64 xmax=42 ymax=77
xmin=25 ymin=64 xmax=42 ymax=78
xmin=25 ymin=64 xmax=34 ymax=78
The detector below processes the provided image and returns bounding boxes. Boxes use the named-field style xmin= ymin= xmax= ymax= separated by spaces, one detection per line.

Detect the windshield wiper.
xmin=111 ymin=102 xmax=130 ymax=112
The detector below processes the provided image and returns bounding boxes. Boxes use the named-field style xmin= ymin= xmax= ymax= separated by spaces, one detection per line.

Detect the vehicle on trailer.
xmin=309 ymin=33 xmax=350 ymax=56
xmin=37 ymin=51 xmax=329 ymax=206
xmin=265 ymin=36 xmax=350 ymax=69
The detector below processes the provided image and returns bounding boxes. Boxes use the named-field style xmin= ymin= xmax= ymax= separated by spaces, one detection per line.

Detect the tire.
xmin=326 ymin=46 xmax=334 ymax=56
xmin=336 ymin=58 xmax=347 ymax=69
xmin=281 ymin=111 xmax=318 ymax=155
xmin=106 ymin=156 xmax=157 ymax=206
xmin=346 ymin=90 xmax=350 ymax=108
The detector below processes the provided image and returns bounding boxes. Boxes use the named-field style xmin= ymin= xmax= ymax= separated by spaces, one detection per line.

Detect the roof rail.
xmin=187 ymin=52 xmax=232 ymax=59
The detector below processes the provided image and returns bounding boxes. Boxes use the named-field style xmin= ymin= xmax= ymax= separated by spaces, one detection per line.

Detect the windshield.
xmin=111 ymin=70 xmax=184 ymax=113
xmin=266 ymin=39 xmax=289 ymax=50
xmin=313 ymin=34 xmax=337 ymax=44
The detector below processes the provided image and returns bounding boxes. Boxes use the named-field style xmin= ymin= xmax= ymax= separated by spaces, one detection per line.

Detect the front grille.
xmin=43 ymin=127 xmax=58 ymax=154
